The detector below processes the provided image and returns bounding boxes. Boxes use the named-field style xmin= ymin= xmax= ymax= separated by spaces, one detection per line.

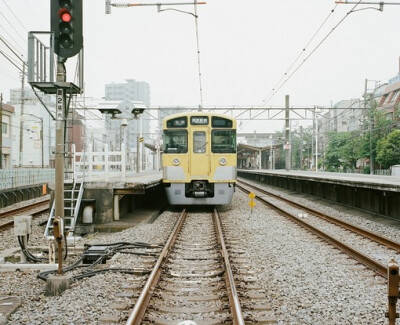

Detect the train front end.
xmin=162 ymin=112 xmax=237 ymax=205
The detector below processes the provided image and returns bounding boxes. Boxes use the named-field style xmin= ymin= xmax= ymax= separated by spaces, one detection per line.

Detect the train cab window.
xmin=211 ymin=130 xmax=236 ymax=153
xmin=211 ymin=117 xmax=233 ymax=128
xmin=166 ymin=117 xmax=187 ymax=128
xmin=193 ymin=131 xmax=207 ymax=153
xmin=163 ymin=130 xmax=188 ymax=153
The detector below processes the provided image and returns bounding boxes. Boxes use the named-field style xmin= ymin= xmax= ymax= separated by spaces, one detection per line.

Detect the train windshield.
xmin=163 ymin=130 xmax=188 ymax=153
xmin=193 ymin=131 xmax=207 ymax=153
xmin=211 ymin=130 xmax=236 ymax=153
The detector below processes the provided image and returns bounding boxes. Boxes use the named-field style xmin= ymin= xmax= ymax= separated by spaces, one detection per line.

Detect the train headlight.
xmin=172 ymin=157 xmax=180 ymax=166
xmin=219 ymin=157 xmax=227 ymax=165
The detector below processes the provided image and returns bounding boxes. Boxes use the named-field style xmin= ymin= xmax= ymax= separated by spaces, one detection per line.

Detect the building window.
xmin=2 ymin=117 xmax=9 ymax=137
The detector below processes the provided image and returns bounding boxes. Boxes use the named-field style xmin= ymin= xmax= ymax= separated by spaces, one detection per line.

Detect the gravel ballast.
xmin=1 ymin=185 xmax=398 ymax=324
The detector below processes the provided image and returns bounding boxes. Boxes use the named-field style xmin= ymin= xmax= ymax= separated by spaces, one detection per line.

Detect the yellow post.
xmin=248 ymin=192 xmax=256 ymax=213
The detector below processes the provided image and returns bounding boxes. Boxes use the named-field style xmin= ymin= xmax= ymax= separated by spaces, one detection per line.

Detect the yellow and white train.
xmin=162 ymin=112 xmax=237 ymax=205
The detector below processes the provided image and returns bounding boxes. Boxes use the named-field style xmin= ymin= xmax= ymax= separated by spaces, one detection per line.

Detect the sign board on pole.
xmin=56 ymin=89 xmax=64 ymax=121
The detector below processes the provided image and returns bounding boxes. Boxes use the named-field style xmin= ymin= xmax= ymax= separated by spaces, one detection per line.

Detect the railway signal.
xmin=51 ymin=0 xmax=83 ymax=58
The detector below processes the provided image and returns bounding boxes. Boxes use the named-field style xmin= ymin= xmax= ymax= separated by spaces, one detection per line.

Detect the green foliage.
xmin=322 ymin=101 xmax=398 ymax=172
xmin=322 ymin=131 xmax=367 ymax=172
xmin=376 ymin=129 xmax=400 ymax=169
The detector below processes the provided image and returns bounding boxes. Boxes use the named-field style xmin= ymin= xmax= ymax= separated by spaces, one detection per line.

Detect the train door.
xmin=191 ymin=130 xmax=209 ymax=176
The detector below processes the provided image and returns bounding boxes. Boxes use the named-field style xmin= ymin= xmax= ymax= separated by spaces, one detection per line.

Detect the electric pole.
xmin=19 ymin=64 xmax=26 ymax=167
xmin=299 ymin=126 xmax=303 ymax=170
xmin=285 ymin=95 xmax=290 ymax=171
xmin=0 ymin=93 xmax=3 ymax=169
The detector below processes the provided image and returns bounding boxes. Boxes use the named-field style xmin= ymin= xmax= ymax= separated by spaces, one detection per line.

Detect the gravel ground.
xmin=1 ymin=185 xmax=398 ymax=324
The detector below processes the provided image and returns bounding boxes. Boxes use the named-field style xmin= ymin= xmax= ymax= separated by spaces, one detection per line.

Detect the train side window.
xmin=193 ymin=131 xmax=207 ymax=153
xmin=163 ymin=130 xmax=188 ymax=153
xmin=211 ymin=130 xmax=236 ymax=153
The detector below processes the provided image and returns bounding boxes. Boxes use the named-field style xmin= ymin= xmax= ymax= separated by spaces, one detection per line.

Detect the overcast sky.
xmin=1 ymin=0 xmax=400 ymax=131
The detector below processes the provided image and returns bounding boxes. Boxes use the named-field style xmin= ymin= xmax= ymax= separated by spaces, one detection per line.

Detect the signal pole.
xmin=50 ymin=0 xmax=83 ymax=221
xmin=55 ymin=65 xmax=65 ymax=221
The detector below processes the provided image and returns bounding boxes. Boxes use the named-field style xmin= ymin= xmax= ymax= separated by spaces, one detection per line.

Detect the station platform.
xmin=48 ymin=170 xmax=165 ymax=230
xmin=238 ymin=169 xmax=400 ymax=219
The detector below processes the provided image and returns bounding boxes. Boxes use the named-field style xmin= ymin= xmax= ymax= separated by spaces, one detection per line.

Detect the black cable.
xmin=37 ymin=255 xmax=85 ymax=281
xmin=117 ymin=251 xmax=158 ymax=257
xmin=37 ymin=241 xmax=159 ymax=281
xmin=17 ymin=236 xmax=46 ymax=263
xmin=73 ymin=268 xmax=150 ymax=280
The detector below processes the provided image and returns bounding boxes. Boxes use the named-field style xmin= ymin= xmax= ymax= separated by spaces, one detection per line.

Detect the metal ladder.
xmin=44 ymin=101 xmax=84 ymax=239
xmin=44 ymin=181 xmax=84 ymax=239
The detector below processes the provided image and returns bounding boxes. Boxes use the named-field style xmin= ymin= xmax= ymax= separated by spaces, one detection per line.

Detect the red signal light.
xmin=58 ymin=8 xmax=72 ymax=22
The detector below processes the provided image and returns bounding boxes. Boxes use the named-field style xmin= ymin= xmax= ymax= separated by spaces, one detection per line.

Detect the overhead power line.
xmin=0 ymin=9 xmax=27 ymax=47
xmin=1 ymin=0 xmax=29 ymax=33
xmin=193 ymin=0 xmax=204 ymax=109
xmin=259 ymin=4 xmax=339 ymax=108
xmin=256 ymin=0 xmax=365 ymax=116
xmin=0 ymin=49 xmax=25 ymax=74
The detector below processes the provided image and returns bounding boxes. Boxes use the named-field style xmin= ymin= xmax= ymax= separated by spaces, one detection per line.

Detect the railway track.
xmin=237 ymin=179 xmax=400 ymax=278
xmin=0 ymin=199 xmax=50 ymax=232
xmin=124 ymin=208 xmax=276 ymax=325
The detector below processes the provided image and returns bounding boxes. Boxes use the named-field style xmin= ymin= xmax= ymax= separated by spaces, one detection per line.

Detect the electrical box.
xmin=14 ymin=216 xmax=32 ymax=236
xmin=83 ymin=246 xmax=112 ymax=264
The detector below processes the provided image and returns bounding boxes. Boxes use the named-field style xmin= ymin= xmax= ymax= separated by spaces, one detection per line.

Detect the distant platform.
xmin=238 ymin=169 xmax=400 ymax=219
xmin=239 ymin=169 xmax=400 ymax=191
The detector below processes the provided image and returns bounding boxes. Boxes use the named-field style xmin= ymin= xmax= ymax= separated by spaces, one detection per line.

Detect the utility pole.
xmin=285 ymin=95 xmax=290 ymax=171
xmin=0 ymin=93 xmax=3 ymax=169
xmin=19 ymin=64 xmax=26 ymax=167
xmin=364 ymin=79 xmax=375 ymax=175
xmin=369 ymin=93 xmax=374 ymax=175
xmin=40 ymin=117 xmax=44 ymax=168
xmin=299 ymin=126 xmax=303 ymax=170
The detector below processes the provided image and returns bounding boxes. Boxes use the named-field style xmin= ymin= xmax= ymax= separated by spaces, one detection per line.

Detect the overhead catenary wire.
xmin=0 ymin=28 xmax=26 ymax=58
xmin=157 ymin=1 xmax=205 ymax=109
xmin=258 ymin=4 xmax=339 ymax=108
xmin=1 ymin=0 xmax=29 ymax=33
xmin=193 ymin=0 xmax=204 ymax=109
xmin=0 ymin=9 xmax=28 ymax=50
xmin=0 ymin=49 xmax=25 ymax=73
xmin=255 ymin=0 xmax=365 ymax=120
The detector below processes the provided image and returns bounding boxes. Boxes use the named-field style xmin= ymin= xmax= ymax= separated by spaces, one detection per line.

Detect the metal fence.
xmin=0 ymin=168 xmax=55 ymax=190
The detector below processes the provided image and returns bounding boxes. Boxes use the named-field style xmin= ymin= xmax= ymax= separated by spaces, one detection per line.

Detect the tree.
xmin=376 ymin=129 xmax=400 ymax=169
xmin=323 ymin=131 xmax=364 ymax=172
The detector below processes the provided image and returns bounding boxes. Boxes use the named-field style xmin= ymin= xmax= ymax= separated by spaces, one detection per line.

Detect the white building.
xmin=8 ymin=88 xmax=55 ymax=168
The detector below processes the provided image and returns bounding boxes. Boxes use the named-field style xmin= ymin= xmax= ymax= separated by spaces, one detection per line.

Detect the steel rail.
xmin=0 ymin=200 xmax=50 ymax=218
xmin=238 ymin=180 xmax=400 ymax=253
xmin=0 ymin=200 xmax=50 ymax=232
xmin=126 ymin=209 xmax=187 ymax=325
xmin=213 ymin=209 xmax=245 ymax=325
xmin=237 ymin=183 xmax=387 ymax=278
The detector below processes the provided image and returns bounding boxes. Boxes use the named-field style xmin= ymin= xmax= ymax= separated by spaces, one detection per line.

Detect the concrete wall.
xmin=0 ymin=185 xmax=45 ymax=208
xmin=238 ymin=171 xmax=400 ymax=219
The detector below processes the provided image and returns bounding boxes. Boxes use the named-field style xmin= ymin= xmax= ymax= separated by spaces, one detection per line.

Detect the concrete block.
xmin=45 ymin=274 xmax=73 ymax=296
xmin=74 ymin=224 xmax=94 ymax=235
xmin=0 ymin=296 xmax=21 ymax=324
